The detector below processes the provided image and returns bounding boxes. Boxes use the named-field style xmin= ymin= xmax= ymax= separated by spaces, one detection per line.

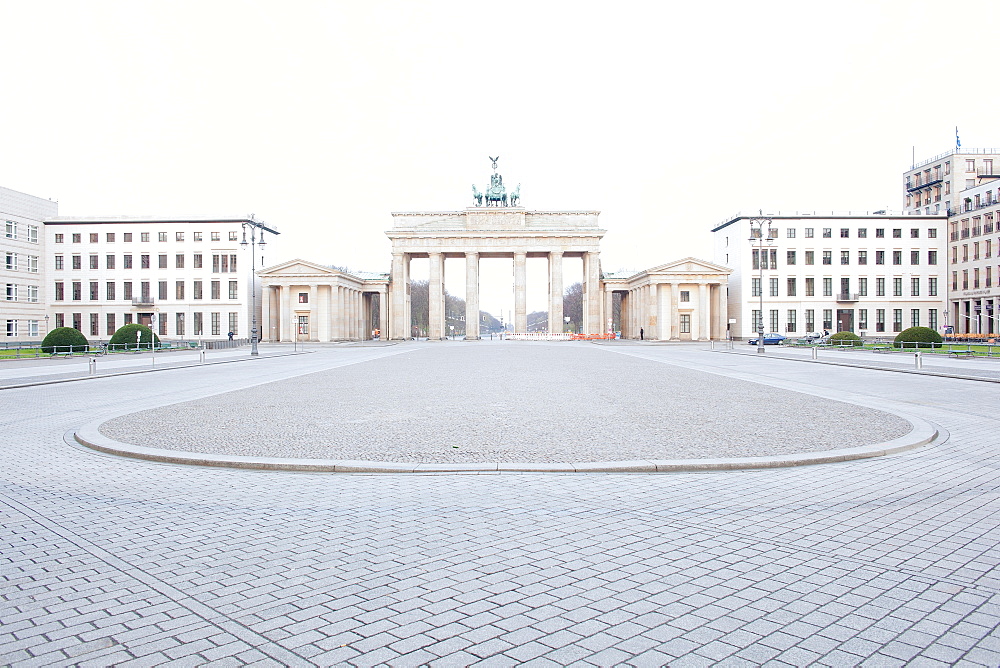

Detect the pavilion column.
xmin=514 ymin=252 xmax=527 ymax=334
xmin=671 ymin=283 xmax=681 ymax=340
xmin=338 ymin=286 xmax=346 ymax=339
xmin=465 ymin=252 xmax=480 ymax=340
xmin=548 ymin=251 xmax=564 ymax=334
xmin=353 ymin=289 xmax=361 ymax=340
xmin=699 ymin=282 xmax=710 ymax=340
xmin=328 ymin=282 xmax=339 ymax=340
xmin=648 ymin=283 xmax=660 ymax=339
xmin=713 ymin=284 xmax=726 ymax=340
xmin=428 ymin=252 xmax=445 ymax=339
xmin=280 ymin=284 xmax=292 ymax=342
xmin=390 ymin=253 xmax=409 ymax=340
xmin=261 ymin=285 xmax=272 ymax=342
xmin=378 ymin=287 xmax=388 ymax=338
xmin=308 ymin=284 xmax=318 ymax=341
xmin=584 ymin=251 xmax=601 ymax=334
xmin=605 ymin=290 xmax=614 ymax=336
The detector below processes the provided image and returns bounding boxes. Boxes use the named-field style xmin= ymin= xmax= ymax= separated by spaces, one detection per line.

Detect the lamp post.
xmin=748 ymin=212 xmax=774 ymax=354
xmin=241 ymin=215 xmax=269 ymax=356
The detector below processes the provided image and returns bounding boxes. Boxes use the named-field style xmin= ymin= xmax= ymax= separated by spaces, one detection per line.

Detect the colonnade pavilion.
xmin=257 ymin=165 xmax=731 ymax=342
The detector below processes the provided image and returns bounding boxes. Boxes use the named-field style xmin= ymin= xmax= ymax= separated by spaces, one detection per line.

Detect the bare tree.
xmin=563 ymin=282 xmax=583 ymax=332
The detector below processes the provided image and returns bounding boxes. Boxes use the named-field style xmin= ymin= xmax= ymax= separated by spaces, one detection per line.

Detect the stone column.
xmin=260 ymin=285 xmax=272 ymax=342
xmin=308 ymin=284 xmax=318 ymax=341
xmin=378 ymin=287 xmax=388 ymax=338
xmin=429 ymin=252 xmax=444 ymax=340
xmin=699 ymin=282 xmax=710 ymax=340
xmin=584 ymin=251 xmax=601 ymax=335
xmin=548 ymin=251 xmax=564 ymax=334
xmin=328 ymin=283 xmax=339 ymax=341
xmin=671 ymin=283 xmax=681 ymax=340
xmin=280 ymin=284 xmax=292 ymax=342
xmin=514 ymin=252 xmax=527 ymax=334
xmin=390 ymin=253 xmax=408 ymax=340
xmin=338 ymin=286 xmax=347 ymax=340
xmin=713 ymin=284 xmax=725 ymax=340
xmin=605 ymin=289 xmax=614 ymax=336
xmin=648 ymin=283 xmax=659 ymax=340
xmin=465 ymin=252 xmax=480 ymax=340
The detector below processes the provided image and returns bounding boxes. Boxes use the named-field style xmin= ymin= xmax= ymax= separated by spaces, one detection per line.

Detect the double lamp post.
xmin=748 ymin=213 xmax=774 ymax=354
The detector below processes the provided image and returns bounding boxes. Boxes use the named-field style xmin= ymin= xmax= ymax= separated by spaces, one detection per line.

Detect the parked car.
xmin=801 ymin=331 xmax=830 ymax=344
xmin=747 ymin=333 xmax=786 ymax=345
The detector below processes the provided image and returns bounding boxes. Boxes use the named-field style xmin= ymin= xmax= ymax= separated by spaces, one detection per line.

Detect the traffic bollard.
xmin=200 ymin=350 xmax=206 ymax=363
xmin=89 ymin=358 xmax=96 ymax=375
xmin=812 ymin=347 xmax=818 ymax=360
xmin=914 ymin=352 xmax=922 ymax=369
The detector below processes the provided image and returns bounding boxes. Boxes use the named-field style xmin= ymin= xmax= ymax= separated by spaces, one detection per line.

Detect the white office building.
xmin=713 ymin=213 xmax=948 ymax=340
xmin=44 ymin=216 xmax=278 ymax=341
xmin=945 ymin=178 xmax=1000 ymax=334
xmin=1 ymin=186 xmax=57 ymax=340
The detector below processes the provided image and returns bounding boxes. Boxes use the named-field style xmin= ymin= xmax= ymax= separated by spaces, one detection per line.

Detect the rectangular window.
xmin=805 ymin=228 xmax=814 ymax=238
xmin=229 ymin=312 xmax=239 ymax=335
xmin=876 ymin=228 xmax=885 ymax=238
xmin=158 ymin=281 xmax=167 ymax=300
xmin=911 ymin=228 xmax=919 ymax=238
xmin=910 ymin=250 xmax=919 ymax=265
xmin=751 ymin=278 xmax=761 ymax=297
xmin=822 ymin=251 xmax=832 ymax=265
xmin=124 ymin=232 xmax=132 ymax=242
xmin=770 ymin=310 xmax=779 ymax=332
xmin=228 ymin=281 xmax=238 ymax=299
xmin=55 ymin=233 xmax=64 ymax=243
xmin=72 ymin=281 xmax=81 ymax=300
xmin=89 ymin=254 xmax=98 ymax=269
xmin=680 ymin=314 xmax=691 ymax=334
xmin=90 ymin=313 xmax=99 ymax=337
xmin=141 ymin=232 xmax=150 ymax=242
xmin=193 ymin=312 xmax=203 ymax=336
xmin=892 ymin=228 xmax=902 ymax=238
xmin=158 ymin=232 xmax=168 ymax=242
xmin=786 ymin=310 xmax=796 ymax=333
xmin=822 ymin=278 xmax=832 ymax=297
xmin=27 ymin=256 xmax=38 ymax=273
xmin=859 ymin=309 xmax=868 ymax=330
xmin=106 ymin=232 xmax=115 ymax=243
xmin=822 ymin=309 xmax=833 ymax=330
xmin=26 ymin=285 xmax=37 ymax=303
xmin=786 ymin=278 xmax=796 ymax=296
xmin=123 ymin=313 xmax=132 ymax=325
xmin=769 ymin=277 xmax=778 ymax=297
xmin=28 ymin=225 xmax=39 ymax=243
xmin=55 ymin=313 xmax=64 ymax=328
xmin=229 ymin=231 xmax=238 ymax=241
xmin=176 ymin=281 xmax=185 ymax=300
xmin=221 ymin=255 xmax=229 ymax=273
xmin=892 ymin=251 xmax=902 ymax=265
xmin=928 ymin=228 xmax=937 ymax=239
xmin=876 ymin=278 xmax=885 ymax=297
xmin=211 ymin=280 xmax=221 ymax=299
xmin=5 ymin=221 xmax=15 ymax=238
xmin=55 ymin=255 xmax=64 ymax=270
xmin=893 ymin=309 xmax=903 ymax=332
xmin=211 ymin=312 xmax=221 ymax=336
xmin=858 ymin=228 xmax=867 ymax=238
xmin=106 ymin=254 xmax=115 ymax=270
xmin=71 ymin=255 xmax=81 ymax=270
xmin=158 ymin=254 xmax=168 ymax=269
xmin=107 ymin=282 xmax=115 ymax=300
xmin=176 ymin=312 xmax=185 ymax=336
xmin=893 ymin=278 xmax=903 ymax=297
xmin=89 ymin=233 xmax=98 ymax=243
xmin=928 ymin=250 xmax=937 ymax=265
xmin=194 ymin=232 xmax=203 ymax=242
xmin=929 ymin=309 xmax=938 ymax=331
xmin=805 ymin=251 xmax=814 ymax=265
xmin=822 ymin=228 xmax=832 ymax=238
xmin=876 ymin=251 xmax=886 ymax=265
xmin=176 ymin=254 xmax=185 ymax=268
xmin=141 ymin=254 xmax=150 ymax=269
xmin=910 ymin=278 xmax=920 ymax=296
xmin=123 ymin=281 xmax=132 ymax=301
xmin=194 ymin=253 xmax=203 ymax=269
xmin=176 ymin=231 xmax=184 ymax=242
xmin=805 ymin=309 xmax=815 ymax=332
xmin=124 ymin=254 xmax=132 ymax=269
xmin=89 ymin=281 xmax=98 ymax=300
xmin=193 ymin=280 xmax=203 ymax=300
xmin=5 ymin=284 xmax=16 ymax=301
xmin=786 ymin=250 xmax=796 ymax=265
xmin=858 ymin=250 xmax=867 ymax=265
xmin=107 ymin=313 xmax=116 ymax=336
xmin=858 ymin=278 xmax=868 ymax=296
xmin=230 ymin=254 xmax=237 ymax=272
xmin=840 ymin=228 xmax=849 ymax=238
xmin=840 ymin=251 xmax=849 ymax=265
xmin=213 ymin=254 xmax=220 ymax=273
xmin=786 ymin=228 xmax=796 ymax=238
xmin=211 ymin=232 xmax=221 ymax=241
xmin=72 ymin=233 xmax=81 ymax=243
xmin=911 ymin=309 xmax=920 ymax=328
xmin=805 ymin=278 xmax=815 ymax=297
xmin=679 ymin=290 xmax=690 ymax=302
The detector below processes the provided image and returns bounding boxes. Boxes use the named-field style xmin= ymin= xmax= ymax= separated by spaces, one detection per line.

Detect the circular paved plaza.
xmin=1 ymin=342 xmax=999 ymax=667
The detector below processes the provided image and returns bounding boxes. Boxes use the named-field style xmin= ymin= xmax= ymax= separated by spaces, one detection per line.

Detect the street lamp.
xmin=241 ymin=215 xmax=269 ymax=356
xmin=748 ymin=212 xmax=774 ymax=354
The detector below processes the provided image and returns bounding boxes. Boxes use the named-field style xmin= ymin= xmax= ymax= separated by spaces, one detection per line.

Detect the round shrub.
xmin=829 ymin=331 xmax=863 ymax=347
xmin=41 ymin=327 xmax=89 ymax=354
xmin=109 ymin=324 xmax=161 ymax=350
xmin=893 ymin=326 xmax=942 ymax=349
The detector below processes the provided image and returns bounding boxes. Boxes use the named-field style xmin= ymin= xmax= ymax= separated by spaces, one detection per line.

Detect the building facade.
xmin=945 ymin=178 xmax=1000 ymax=334
xmin=1 ymin=186 xmax=57 ymax=340
xmin=903 ymin=148 xmax=1000 ymax=217
xmin=713 ymin=213 xmax=948 ymax=339
xmin=44 ymin=216 xmax=277 ymax=340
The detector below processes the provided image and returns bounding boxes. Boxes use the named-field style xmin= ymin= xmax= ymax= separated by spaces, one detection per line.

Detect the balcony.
xmin=837 ymin=293 xmax=860 ymax=302
xmin=906 ymin=177 xmax=942 ymax=193
xmin=132 ymin=297 xmax=156 ymax=308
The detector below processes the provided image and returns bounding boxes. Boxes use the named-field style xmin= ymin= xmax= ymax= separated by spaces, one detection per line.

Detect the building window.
xmin=822 ymin=278 xmax=832 ymax=297
xmin=770 ymin=310 xmax=779 ymax=332
xmin=805 ymin=251 xmax=814 ymax=265
xmin=229 ymin=312 xmax=239 ymax=335
xmin=89 ymin=254 xmax=99 ymax=269
xmin=858 ymin=278 xmax=868 ymax=296
xmin=194 ymin=232 xmax=203 ymax=242
xmin=213 ymin=255 xmax=220 ymax=273
xmin=805 ymin=228 xmax=814 ymax=238
xmin=805 ymin=278 xmax=815 ymax=297
xmin=72 ymin=233 xmax=81 ymax=243
xmin=193 ymin=280 xmax=203 ymax=300
xmin=228 ymin=281 xmax=238 ymax=299
xmin=106 ymin=254 xmax=115 ymax=269
xmin=124 ymin=233 xmax=132 ymax=242
xmin=929 ymin=309 xmax=938 ymax=330
xmin=751 ymin=278 xmax=761 ymax=297
xmin=893 ymin=309 xmax=903 ymax=332
xmin=107 ymin=313 xmax=116 ymax=335
xmin=786 ymin=250 xmax=796 ymax=265
xmin=875 ymin=228 xmax=885 ymax=238
xmin=55 ymin=255 xmax=64 ymax=270
xmin=26 ymin=285 xmax=37 ymax=303
xmin=910 ymin=278 xmax=920 ymax=296
xmin=106 ymin=232 xmax=115 ymax=243
xmin=840 ymin=228 xmax=849 ymax=238
xmin=211 ymin=232 xmax=220 ymax=241
xmin=28 ymin=225 xmax=38 ymax=243
xmin=822 ymin=251 xmax=832 ymax=265
xmin=822 ymin=309 xmax=833 ymax=330
xmin=876 ymin=278 xmax=885 ymax=297
xmin=141 ymin=254 xmax=150 ymax=269
xmin=158 ymin=281 xmax=168 ymax=300
xmin=71 ymin=255 xmax=81 ymax=270
xmin=5 ymin=284 xmax=16 ymax=301
xmin=158 ymin=254 xmax=168 ymax=269
xmin=176 ymin=281 xmax=185 ymax=300
xmin=911 ymin=228 xmax=919 ymax=238
xmin=123 ymin=313 xmax=132 ymax=325
xmin=176 ymin=254 xmax=185 ymax=269
xmin=786 ymin=278 xmax=796 ymax=296
xmin=26 ymin=256 xmax=37 ymax=273
xmin=4 ymin=221 xmax=15 ymax=238
xmin=928 ymin=228 xmax=937 ymax=239
xmin=72 ymin=282 xmax=81 ymax=300
xmin=893 ymin=278 xmax=903 ymax=297
xmin=176 ymin=232 xmax=184 ymax=241
xmin=680 ymin=291 xmax=690 ymax=302
xmin=5 ymin=319 xmax=16 ymax=337
xmin=786 ymin=228 xmax=796 ymax=238
xmin=124 ymin=254 xmax=132 ymax=269
xmin=194 ymin=253 xmax=203 ymax=269
xmin=858 ymin=251 xmax=867 ymax=265
xmin=910 ymin=250 xmax=919 ymax=265
xmin=176 ymin=312 xmax=185 ymax=336
xmin=229 ymin=231 xmax=238 ymax=241
xmin=892 ymin=251 xmax=902 ymax=265
xmin=858 ymin=228 xmax=867 ymax=238
xmin=876 ymin=309 xmax=885 ymax=332
xmin=211 ymin=312 xmax=221 ymax=336
xmin=928 ymin=250 xmax=937 ymax=265
xmin=805 ymin=309 xmax=815 ymax=332
xmin=55 ymin=233 xmax=64 ymax=243
xmin=193 ymin=312 xmax=203 ymax=336
xmin=769 ymin=278 xmax=778 ymax=297
xmin=211 ymin=280 xmax=220 ymax=299
xmin=928 ymin=277 xmax=937 ymax=296
xmin=89 ymin=281 xmax=98 ymax=300
xmin=892 ymin=228 xmax=902 ymax=238
xmin=840 ymin=251 xmax=849 ymax=265
xmin=55 ymin=313 xmax=64 ymax=328
xmin=859 ymin=309 xmax=868 ymax=330
xmin=141 ymin=232 xmax=150 ymax=242
xmin=123 ymin=281 xmax=132 ymax=300
xmin=107 ymin=282 xmax=115 ymax=300
xmin=786 ymin=310 xmax=796 ymax=333
xmin=89 ymin=313 xmax=99 ymax=336
xmin=158 ymin=232 xmax=168 ymax=242
xmin=822 ymin=228 xmax=832 ymax=238
xmin=680 ymin=314 xmax=691 ymax=334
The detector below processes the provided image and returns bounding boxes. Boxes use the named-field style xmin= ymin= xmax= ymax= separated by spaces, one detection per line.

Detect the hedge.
xmin=829 ymin=331 xmax=863 ymax=347
xmin=109 ymin=324 xmax=161 ymax=349
xmin=41 ymin=327 xmax=89 ymax=354
xmin=893 ymin=326 xmax=942 ymax=349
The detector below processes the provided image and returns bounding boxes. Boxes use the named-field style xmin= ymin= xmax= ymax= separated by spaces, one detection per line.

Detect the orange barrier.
xmin=569 ymin=333 xmax=617 ymax=340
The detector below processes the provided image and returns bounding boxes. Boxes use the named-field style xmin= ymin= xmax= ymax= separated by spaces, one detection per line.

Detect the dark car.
xmin=747 ymin=333 xmax=786 ymax=345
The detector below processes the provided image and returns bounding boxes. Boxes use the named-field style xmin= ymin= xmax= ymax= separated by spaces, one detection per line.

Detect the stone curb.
xmin=73 ymin=414 xmax=939 ymax=475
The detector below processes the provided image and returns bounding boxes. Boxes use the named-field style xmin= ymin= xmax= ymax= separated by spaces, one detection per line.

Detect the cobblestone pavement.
xmin=2 ymin=342 xmax=999 ymax=667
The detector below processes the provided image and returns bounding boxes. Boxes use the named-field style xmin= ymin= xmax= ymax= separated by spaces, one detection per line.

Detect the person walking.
xmin=228 ymin=331 xmax=234 ymax=341
xmin=640 ymin=327 xmax=644 ymax=340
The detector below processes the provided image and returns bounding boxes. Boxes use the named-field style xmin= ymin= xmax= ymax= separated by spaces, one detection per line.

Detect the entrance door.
xmin=297 ymin=315 xmax=309 ymax=341
xmin=836 ymin=309 xmax=854 ymax=333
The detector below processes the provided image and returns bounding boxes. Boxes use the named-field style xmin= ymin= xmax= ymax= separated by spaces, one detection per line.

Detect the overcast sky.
xmin=2 ymin=0 xmax=997 ymax=315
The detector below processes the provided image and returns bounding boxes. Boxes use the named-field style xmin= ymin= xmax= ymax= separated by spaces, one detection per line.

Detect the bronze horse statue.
xmin=472 ymin=185 xmax=483 ymax=207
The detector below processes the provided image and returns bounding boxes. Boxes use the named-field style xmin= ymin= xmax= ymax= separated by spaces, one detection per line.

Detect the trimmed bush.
xmin=41 ymin=327 xmax=89 ymax=354
xmin=109 ymin=323 xmax=161 ymax=350
xmin=893 ymin=326 xmax=942 ymax=349
xmin=829 ymin=330 xmax=863 ymax=347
